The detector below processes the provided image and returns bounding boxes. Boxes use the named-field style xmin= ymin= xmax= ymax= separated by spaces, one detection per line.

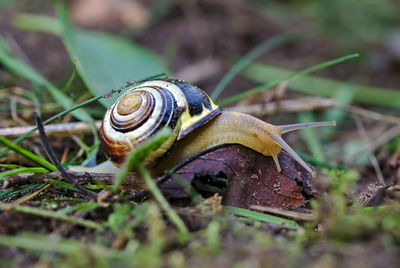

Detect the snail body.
xmin=100 ymin=79 xmax=335 ymax=177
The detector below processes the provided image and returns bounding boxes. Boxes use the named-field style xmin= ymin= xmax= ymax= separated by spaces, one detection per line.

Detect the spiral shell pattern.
xmin=100 ymin=79 xmax=221 ymax=166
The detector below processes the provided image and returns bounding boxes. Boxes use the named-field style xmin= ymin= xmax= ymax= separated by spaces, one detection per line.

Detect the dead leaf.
xmin=159 ymin=145 xmax=319 ymax=210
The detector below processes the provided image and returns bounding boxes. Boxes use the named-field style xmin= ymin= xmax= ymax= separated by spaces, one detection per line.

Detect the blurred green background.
xmin=0 ymin=0 xmax=400 ymax=167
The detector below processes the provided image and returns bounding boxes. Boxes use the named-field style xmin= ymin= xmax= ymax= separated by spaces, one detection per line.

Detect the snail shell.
xmin=100 ymin=79 xmax=221 ymax=166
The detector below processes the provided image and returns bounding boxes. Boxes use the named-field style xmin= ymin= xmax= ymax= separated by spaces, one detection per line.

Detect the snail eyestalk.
xmin=273 ymin=120 xmax=337 ymax=177
xmin=279 ymin=121 xmax=336 ymax=134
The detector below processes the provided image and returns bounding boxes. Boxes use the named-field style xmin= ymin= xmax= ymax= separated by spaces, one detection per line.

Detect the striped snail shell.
xmin=100 ymin=79 xmax=221 ymax=167
xmin=100 ymin=78 xmax=336 ymax=177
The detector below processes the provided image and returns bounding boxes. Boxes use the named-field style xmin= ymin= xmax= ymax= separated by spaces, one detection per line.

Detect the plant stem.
xmin=138 ymin=164 xmax=189 ymax=235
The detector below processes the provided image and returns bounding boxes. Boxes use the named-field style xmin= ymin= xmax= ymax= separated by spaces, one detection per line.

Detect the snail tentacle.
xmin=270 ymin=133 xmax=317 ymax=177
xmin=272 ymin=155 xmax=282 ymax=173
xmin=279 ymin=121 xmax=336 ymax=134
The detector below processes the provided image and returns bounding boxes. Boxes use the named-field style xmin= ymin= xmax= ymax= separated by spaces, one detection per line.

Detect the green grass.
xmin=0 ymin=167 xmax=48 ymax=180
xmin=217 ymin=53 xmax=359 ymax=106
xmin=243 ymin=62 xmax=400 ymax=108
xmin=223 ymin=206 xmax=299 ymax=229
xmin=0 ymin=136 xmax=56 ymax=171
xmin=211 ymin=32 xmax=301 ymax=100
xmin=0 ymin=202 xmax=102 ymax=230
xmin=0 ymin=36 xmax=94 ymax=122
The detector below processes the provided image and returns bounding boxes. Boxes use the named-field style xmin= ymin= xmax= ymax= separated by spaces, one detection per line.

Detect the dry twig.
xmin=2 ymin=171 xmax=141 ymax=189
xmin=226 ymin=97 xmax=338 ymax=116
xmin=34 ymin=113 xmax=99 ymax=199
xmin=250 ymin=205 xmax=316 ymax=221
xmin=347 ymin=105 xmax=400 ymax=124
xmin=353 ymin=113 xmax=385 ymax=186
xmin=0 ymin=121 xmax=102 ymax=139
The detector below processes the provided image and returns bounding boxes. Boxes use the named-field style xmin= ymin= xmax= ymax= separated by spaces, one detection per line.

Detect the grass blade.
xmin=167 ymin=172 xmax=204 ymax=205
xmin=297 ymin=112 xmax=325 ymax=161
xmin=48 ymin=179 xmax=79 ymax=192
xmin=244 ymin=62 xmax=400 ymax=108
xmin=113 ymin=128 xmax=172 ymax=192
xmin=0 ymin=136 xmax=56 ymax=171
xmin=0 ymin=36 xmax=93 ymax=122
xmin=211 ymin=32 xmax=299 ymax=100
xmin=56 ymin=202 xmax=99 ymax=215
xmin=0 ymin=233 xmax=125 ymax=258
xmin=217 ymin=53 xmax=359 ymax=106
xmin=0 ymin=167 xmax=48 ymax=180
xmin=223 ymin=205 xmax=299 ymax=229
xmin=62 ymin=59 xmax=77 ymax=93
xmin=0 ymin=164 xmax=26 ymax=169
xmin=138 ymin=164 xmax=189 ymax=235
xmin=111 ymin=127 xmax=189 ymax=235
xmin=0 ymin=202 xmax=102 ymax=230
xmin=13 ymin=13 xmax=62 ymax=35
xmin=0 ymin=184 xmax=43 ymax=201
xmin=321 ymin=84 xmax=356 ymax=138
xmin=9 ymin=184 xmax=51 ymax=206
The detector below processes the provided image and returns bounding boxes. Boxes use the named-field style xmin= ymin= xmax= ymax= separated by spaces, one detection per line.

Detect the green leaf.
xmin=244 ymin=62 xmax=400 ymax=108
xmin=57 ymin=4 xmax=169 ymax=107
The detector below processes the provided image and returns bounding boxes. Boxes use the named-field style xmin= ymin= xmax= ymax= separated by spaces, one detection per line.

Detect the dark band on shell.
xmin=133 ymin=86 xmax=179 ymax=141
xmin=172 ymin=80 xmax=214 ymax=116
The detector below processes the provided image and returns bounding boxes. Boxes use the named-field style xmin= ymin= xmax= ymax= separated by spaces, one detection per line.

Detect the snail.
xmin=99 ymin=79 xmax=335 ymax=178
